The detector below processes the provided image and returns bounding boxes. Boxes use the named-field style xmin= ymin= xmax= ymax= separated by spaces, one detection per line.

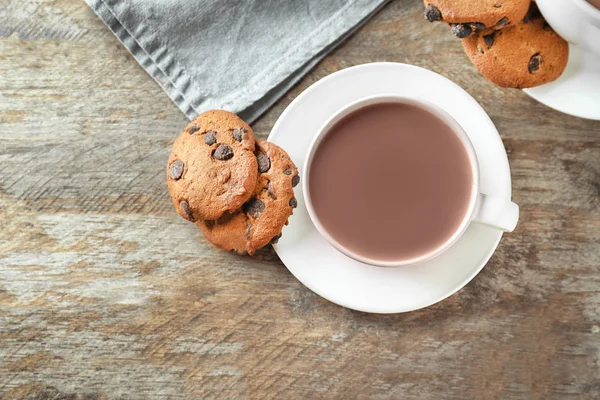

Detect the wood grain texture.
xmin=1 ymin=0 xmax=599 ymax=399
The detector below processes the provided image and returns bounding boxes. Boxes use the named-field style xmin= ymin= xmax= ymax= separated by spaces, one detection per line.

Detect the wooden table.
xmin=1 ymin=0 xmax=599 ymax=398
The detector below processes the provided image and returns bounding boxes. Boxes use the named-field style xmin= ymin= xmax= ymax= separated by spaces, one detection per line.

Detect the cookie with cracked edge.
xmin=424 ymin=0 xmax=530 ymax=37
xmin=197 ymin=140 xmax=300 ymax=255
xmin=167 ymin=110 xmax=258 ymax=221
xmin=462 ymin=10 xmax=568 ymax=88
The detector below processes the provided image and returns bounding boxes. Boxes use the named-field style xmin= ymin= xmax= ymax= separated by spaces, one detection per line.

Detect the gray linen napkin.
xmin=84 ymin=0 xmax=388 ymax=123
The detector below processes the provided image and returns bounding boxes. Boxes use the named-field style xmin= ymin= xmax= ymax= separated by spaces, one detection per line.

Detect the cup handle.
xmin=472 ymin=193 xmax=519 ymax=232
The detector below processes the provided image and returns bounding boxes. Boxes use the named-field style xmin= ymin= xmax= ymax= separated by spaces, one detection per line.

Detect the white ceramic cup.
xmin=302 ymin=95 xmax=520 ymax=268
xmin=537 ymin=0 xmax=600 ymax=54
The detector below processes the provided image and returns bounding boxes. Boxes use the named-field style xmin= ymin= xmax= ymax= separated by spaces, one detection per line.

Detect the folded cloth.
xmin=84 ymin=0 xmax=388 ymax=123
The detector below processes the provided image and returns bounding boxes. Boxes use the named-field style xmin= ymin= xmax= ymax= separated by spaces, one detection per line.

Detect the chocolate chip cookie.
xmin=462 ymin=10 xmax=569 ymax=88
xmin=167 ymin=110 xmax=258 ymax=221
xmin=424 ymin=0 xmax=530 ymax=37
xmin=198 ymin=140 xmax=299 ymax=255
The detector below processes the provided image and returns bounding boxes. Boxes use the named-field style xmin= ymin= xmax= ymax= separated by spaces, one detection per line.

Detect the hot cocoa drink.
xmin=308 ymin=102 xmax=474 ymax=263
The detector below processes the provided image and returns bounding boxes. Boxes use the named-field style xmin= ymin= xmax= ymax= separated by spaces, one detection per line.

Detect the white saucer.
xmin=268 ymin=63 xmax=513 ymax=313
xmin=524 ymin=45 xmax=600 ymax=121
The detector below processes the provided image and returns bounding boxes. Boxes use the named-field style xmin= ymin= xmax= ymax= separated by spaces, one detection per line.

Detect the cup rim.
xmin=302 ymin=94 xmax=480 ymax=268
xmin=573 ymin=0 xmax=600 ymax=19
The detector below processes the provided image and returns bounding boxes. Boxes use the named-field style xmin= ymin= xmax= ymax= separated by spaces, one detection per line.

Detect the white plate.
xmin=524 ymin=45 xmax=600 ymax=121
xmin=268 ymin=63 xmax=513 ymax=314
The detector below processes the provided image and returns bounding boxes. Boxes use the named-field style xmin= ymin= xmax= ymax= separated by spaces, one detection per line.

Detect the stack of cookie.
xmin=167 ymin=110 xmax=299 ymax=255
xmin=425 ymin=0 xmax=569 ymax=88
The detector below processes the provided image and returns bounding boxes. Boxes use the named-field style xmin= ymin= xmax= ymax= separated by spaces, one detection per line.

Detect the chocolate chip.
xmin=451 ymin=23 xmax=472 ymax=38
xmin=529 ymin=53 xmax=542 ymax=73
xmin=169 ymin=160 xmax=184 ymax=180
xmin=425 ymin=4 xmax=442 ymax=22
xmin=204 ymin=130 xmax=217 ymax=145
xmin=483 ymin=33 xmax=495 ymax=49
xmin=289 ymin=197 xmax=297 ymax=208
xmin=270 ymin=232 xmax=282 ymax=245
xmin=284 ymin=168 xmax=293 ymax=176
xmin=267 ymin=181 xmax=277 ymax=199
xmin=233 ymin=128 xmax=247 ymax=142
xmin=471 ymin=22 xmax=486 ymax=31
xmin=188 ymin=124 xmax=200 ymax=134
xmin=244 ymin=198 xmax=265 ymax=219
xmin=257 ymin=152 xmax=271 ymax=173
xmin=495 ymin=17 xmax=509 ymax=27
xmin=292 ymin=174 xmax=300 ymax=188
xmin=245 ymin=224 xmax=252 ymax=239
xmin=213 ymin=144 xmax=234 ymax=160
xmin=180 ymin=200 xmax=194 ymax=220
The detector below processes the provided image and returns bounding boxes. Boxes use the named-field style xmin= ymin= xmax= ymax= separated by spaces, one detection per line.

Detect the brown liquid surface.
xmin=309 ymin=103 xmax=474 ymax=262
xmin=588 ymin=0 xmax=600 ymax=9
